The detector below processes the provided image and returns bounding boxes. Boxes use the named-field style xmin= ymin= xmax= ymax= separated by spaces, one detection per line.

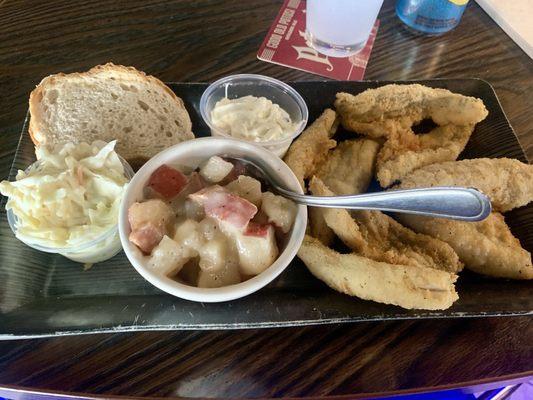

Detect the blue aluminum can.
xmin=396 ymin=0 xmax=469 ymax=35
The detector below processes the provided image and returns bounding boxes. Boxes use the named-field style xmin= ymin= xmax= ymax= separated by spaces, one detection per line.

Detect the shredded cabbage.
xmin=0 ymin=140 xmax=129 ymax=248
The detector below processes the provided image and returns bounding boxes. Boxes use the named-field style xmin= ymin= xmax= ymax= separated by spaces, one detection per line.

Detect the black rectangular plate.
xmin=1 ymin=80 xmax=532 ymax=338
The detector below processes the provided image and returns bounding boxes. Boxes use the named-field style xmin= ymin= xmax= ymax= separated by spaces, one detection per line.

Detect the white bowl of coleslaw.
xmin=119 ymin=137 xmax=307 ymax=302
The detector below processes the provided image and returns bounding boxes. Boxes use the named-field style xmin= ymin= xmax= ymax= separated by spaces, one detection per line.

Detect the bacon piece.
xmin=129 ymin=223 xmax=164 ymax=254
xmin=244 ymin=222 xmax=271 ymax=237
xmin=189 ymin=186 xmax=257 ymax=229
xmin=147 ymin=164 xmax=188 ymax=199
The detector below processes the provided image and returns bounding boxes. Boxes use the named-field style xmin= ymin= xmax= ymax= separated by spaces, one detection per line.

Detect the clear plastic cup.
xmin=6 ymin=157 xmax=134 ymax=265
xmin=199 ymin=74 xmax=308 ymax=158
xmin=306 ymin=0 xmax=383 ymax=57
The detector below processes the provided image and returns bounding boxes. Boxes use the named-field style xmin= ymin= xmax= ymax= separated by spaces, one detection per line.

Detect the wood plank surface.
xmin=0 ymin=0 xmax=531 ymax=397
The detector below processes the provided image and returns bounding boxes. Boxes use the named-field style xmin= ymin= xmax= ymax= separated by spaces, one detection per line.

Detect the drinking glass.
xmin=306 ymin=0 xmax=383 ymax=58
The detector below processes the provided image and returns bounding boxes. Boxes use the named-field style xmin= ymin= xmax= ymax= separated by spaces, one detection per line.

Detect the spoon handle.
xmin=274 ymin=186 xmax=492 ymax=221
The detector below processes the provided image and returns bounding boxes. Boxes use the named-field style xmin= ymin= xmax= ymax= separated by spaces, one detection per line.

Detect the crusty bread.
xmin=29 ymin=63 xmax=194 ymax=167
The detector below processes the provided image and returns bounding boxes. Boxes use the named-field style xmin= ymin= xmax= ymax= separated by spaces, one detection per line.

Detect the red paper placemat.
xmin=257 ymin=0 xmax=379 ymax=80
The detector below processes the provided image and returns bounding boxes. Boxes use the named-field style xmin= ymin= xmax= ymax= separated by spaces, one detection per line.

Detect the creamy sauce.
xmin=128 ymin=156 xmax=297 ymax=288
xmin=211 ymin=95 xmax=297 ymax=142
xmin=0 ymin=140 xmax=129 ymax=263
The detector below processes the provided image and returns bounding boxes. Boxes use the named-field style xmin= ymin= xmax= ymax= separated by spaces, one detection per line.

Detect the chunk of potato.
xmin=225 ymin=175 xmax=262 ymax=206
xmin=128 ymin=199 xmax=175 ymax=231
xmin=198 ymin=217 xmax=220 ymax=241
xmin=261 ymin=192 xmax=297 ymax=233
xmin=199 ymin=237 xmax=227 ymax=272
xmin=199 ymin=156 xmax=234 ymax=183
xmin=183 ymin=198 xmax=205 ymax=220
xmin=147 ymin=235 xmax=192 ymax=276
xmin=235 ymin=224 xmax=278 ymax=275
xmin=174 ymin=219 xmax=204 ymax=255
xmin=197 ymin=262 xmax=241 ymax=288
xmin=128 ymin=199 xmax=175 ymax=253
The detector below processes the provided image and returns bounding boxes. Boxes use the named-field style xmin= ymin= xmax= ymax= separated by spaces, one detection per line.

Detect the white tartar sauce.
xmin=211 ymin=95 xmax=297 ymax=142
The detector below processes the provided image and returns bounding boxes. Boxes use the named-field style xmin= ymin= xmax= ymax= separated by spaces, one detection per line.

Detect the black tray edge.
xmin=1 ymin=309 xmax=532 ymax=340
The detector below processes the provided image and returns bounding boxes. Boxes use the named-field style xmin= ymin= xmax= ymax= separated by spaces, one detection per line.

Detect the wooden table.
xmin=0 ymin=0 xmax=532 ymax=398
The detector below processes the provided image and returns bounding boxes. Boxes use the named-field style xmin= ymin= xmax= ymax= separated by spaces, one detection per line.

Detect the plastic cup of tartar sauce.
xmin=199 ymin=74 xmax=308 ymax=158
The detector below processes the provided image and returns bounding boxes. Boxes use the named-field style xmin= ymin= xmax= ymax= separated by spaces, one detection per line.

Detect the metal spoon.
xmin=224 ymin=156 xmax=492 ymax=222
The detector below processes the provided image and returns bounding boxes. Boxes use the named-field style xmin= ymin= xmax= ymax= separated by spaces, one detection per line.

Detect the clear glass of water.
xmin=306 ymin=0 xmax=384 ymax=58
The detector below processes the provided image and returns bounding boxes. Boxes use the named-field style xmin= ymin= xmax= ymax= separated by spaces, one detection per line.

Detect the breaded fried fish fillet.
xmin=298 ymin=235 xmax=459 ymax=310
xmin=376 ymin=124 xmax=474 ymax=187
xmin=309 ymin=177 xmax=365 ymax=251
xmin=334 ymin=84 xmax=488 ymax=186
xmin=334 ymin=84 xmax=488 ymax=138
xmin=315 ymin=138 xmax=380 ymax=195
xmin=307 ymin=138 xmax=379 ymax=246
xmin=309 ymin=177 xmax=463 ymax=273
xmin=395 ymin=158 xmax=533 ymax=212
xmin=283 ymin=109 xmax=338 ymax=190
xmin=398 ymin=213 xmax=533 ymax=280
xmin=308 ymin=207 xmax=336 ymax=246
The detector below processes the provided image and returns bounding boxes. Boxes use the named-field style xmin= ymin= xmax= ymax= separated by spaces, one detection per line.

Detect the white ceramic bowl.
xmin=199 ymin=74 xmax=308 ymax=158
xmin=119 ymin=137 xmax=307 ymax=302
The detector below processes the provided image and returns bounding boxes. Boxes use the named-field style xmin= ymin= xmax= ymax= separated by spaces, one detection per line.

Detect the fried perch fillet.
xmin=398 ymin=213 xmax=533 ymax=280
xmin=395 ymin=158 xmax=533 ymax=212
xmin=283 ymin=109 xmax=338 ymax=190
xmin=308 ymin=138 xmax=379 ymax=245
xmin=309 ymin=177 xmax=365 ymax=250
xmin=308 ymin=207 xmax=336 ymax=246
xmin=334 ymin=84 xmax=487 ymax=187
xmin=298 ymin=235 xmax=459 ymax=310
xmin=316 ymin=138 xmax=380 ymax=195
xmin=334 ymin=84 xmax=488 ymax=138
xmin=376 ymin=124 xmax=474 ymax=187
xmin=309 ymin=177 xmax=463 ymax=273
